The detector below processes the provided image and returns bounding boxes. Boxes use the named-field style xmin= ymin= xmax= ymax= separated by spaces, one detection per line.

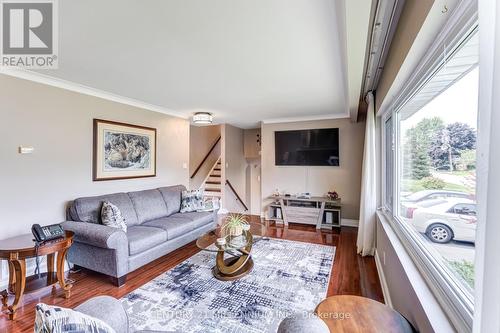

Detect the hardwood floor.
xmin=0 ymin=216 xmax=383 ymax=332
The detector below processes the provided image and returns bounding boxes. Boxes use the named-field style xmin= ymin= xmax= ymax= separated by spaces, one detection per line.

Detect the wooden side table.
xmin=0 ymin=231 xmax=74 ymax=320
xmin=315 ymin=295 xmax=414 ymax=333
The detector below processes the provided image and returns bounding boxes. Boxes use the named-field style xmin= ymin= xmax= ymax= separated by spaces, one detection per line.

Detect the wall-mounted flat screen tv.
xmin=275 ymin=128 xmax=339 ymax=166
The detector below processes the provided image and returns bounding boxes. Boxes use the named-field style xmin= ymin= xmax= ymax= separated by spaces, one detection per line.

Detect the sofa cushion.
xmin=75 ymin=296 xmax=128 ymax=333
xmin=128 ymin=189 xmax=168 ymax=224
xmin=158 ymin=185 xmax=186 ymax=216
xmin=143 ymin=211 xmax=213 ymax=240
xmin=172 ymin=211 xmax=213 ymax=225
xmin=72 ymin=193 xmax=139 ymax=226
xmin=127 ymin=226 xmax=167 ymax=255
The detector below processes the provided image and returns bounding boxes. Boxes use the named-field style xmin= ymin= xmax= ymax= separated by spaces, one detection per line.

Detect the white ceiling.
xmin=25 ymin=0 xmax=371 ymax=128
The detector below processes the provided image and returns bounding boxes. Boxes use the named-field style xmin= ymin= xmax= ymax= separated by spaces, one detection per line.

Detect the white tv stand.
xmin=266 ymin=195 xmax=341 ymax=229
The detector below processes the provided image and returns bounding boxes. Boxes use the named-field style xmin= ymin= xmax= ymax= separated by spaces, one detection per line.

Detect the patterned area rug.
xmin=121 ymin=237 xmax=335 ymax=333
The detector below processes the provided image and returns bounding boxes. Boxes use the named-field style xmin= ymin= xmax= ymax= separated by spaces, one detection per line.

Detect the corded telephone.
xmin=31 ymin=223 xmax=65 ymax=243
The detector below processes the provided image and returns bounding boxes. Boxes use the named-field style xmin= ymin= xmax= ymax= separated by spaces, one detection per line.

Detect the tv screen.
xmin=275 ymin=128 xmax=339 ymax=166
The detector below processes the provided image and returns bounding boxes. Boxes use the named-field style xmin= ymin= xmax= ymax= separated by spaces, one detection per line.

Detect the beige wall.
xmin=247 ymin=160 xmax=262 ymax=216
xmin=244 ymin=128 xmax=262 ymax=215
xmin=376 ymin=0 xmax=434 ymax=110
xmin=222 ymin=124 xmax=248 ymax=213
xmin=189 ymin=124 xmax=221 ymax=189
xmin=0 ymin=75 xmax=189 ymax=240
xmin=261 ymin=118 xmax=365 ymax=220
xmin=244 ymin=128 xmax=261 ymax=159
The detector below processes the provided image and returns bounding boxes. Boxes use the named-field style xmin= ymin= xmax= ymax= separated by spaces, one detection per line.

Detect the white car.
xmin=403 ymin=198 xmax=448 ymax=219
xmin=401 ymin=190 xmax=472 ymax=218
xmin=412 ymin=198 xmax=477 ymax=243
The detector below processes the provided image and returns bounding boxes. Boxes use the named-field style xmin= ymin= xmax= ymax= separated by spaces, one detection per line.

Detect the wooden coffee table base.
xmin=212 ymin=257 xmax=254 ymax=281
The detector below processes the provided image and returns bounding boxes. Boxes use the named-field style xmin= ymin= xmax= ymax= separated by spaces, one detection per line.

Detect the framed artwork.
xmin=93 ymin=119 xmax=156 ymax=181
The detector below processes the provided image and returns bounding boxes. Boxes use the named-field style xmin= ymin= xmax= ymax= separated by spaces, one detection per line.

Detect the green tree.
xmin=403 ymin=127 xmax=431 ymax=180
xmin=458 ymin=149 xmax=476 ymax=170
xmin=403 ymin=117 xmax=443 ymax=180
xmin=414 ymin=117 xmax=445 ymax=152
xmin=429 ymin=122 xmax=477 ymax=170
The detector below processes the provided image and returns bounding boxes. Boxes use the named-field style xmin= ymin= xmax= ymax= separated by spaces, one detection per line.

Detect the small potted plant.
xmin=222 ymin=214 xmax=249 ymax=237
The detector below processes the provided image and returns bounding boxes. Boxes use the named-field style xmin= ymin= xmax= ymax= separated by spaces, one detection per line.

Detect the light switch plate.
xmin=19 ymin=146 xmax=34 ymax=154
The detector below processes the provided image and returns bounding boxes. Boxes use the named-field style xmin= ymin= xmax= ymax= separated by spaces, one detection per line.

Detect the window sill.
xmin=376 ymin=210 xmax=456 ymax=333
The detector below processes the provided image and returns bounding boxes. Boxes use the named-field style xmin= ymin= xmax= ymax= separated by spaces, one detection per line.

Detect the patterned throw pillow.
xmin=198 ymin=197 xmax=220 ymax=212
xmin=34 ymin=303 xmax=116 ymax=333
xmin=101 ymin=201 xmax=127 ymax=232
xmin=180 ymin=189 xmax=205 ymax=213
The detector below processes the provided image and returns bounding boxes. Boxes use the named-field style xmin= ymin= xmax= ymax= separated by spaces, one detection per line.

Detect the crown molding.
xmin=262 ymin=112 xmax=350 ymax=125
xmin=0 ymin=68 xmax=187 ymax=119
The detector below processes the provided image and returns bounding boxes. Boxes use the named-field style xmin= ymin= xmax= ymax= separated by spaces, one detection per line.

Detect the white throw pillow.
xmin=101 ymin=201 xmax=127 ymax=232
xmin=34 ymin=303 xmax=116 ymax=333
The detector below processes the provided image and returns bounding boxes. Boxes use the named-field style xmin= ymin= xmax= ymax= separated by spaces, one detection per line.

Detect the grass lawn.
xmin=437 ymin=170 xmax=473 ymax=176
xmin=401 ymin=178 xmax=471 ymax=193
xmin=402 ymin=170 xmax=475 ymax=194
xmin=447 ymin=260 xmax=474 ymax=288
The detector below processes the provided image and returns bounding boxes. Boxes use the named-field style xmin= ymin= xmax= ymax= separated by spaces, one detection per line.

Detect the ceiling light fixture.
xmin=192 ymin=112 xmax=213 ymax=124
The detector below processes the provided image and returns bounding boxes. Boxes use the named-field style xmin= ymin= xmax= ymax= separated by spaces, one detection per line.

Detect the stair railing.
xmin=225 ymin=179 xmax=249 ymax=211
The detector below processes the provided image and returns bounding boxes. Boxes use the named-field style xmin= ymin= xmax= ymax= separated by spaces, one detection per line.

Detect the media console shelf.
xmin=266 ymin=195 xmax=341 ymax=229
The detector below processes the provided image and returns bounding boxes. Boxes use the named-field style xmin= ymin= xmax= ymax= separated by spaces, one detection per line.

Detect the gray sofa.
xmin=74 ymin=296 xmax=329 ymax=333
xmin=62 ymin=185 xmax=217 ymax=286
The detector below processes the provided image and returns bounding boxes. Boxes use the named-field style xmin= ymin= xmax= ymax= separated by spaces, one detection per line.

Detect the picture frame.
xmin=93 ymin=119 xmax=157 ymax=181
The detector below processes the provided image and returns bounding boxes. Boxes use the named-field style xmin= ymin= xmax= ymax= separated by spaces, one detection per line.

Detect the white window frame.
xmin=381 ymin=113 xmax=393 ymax=213
xmin=378 ymin=1 xmax=478 ymax=332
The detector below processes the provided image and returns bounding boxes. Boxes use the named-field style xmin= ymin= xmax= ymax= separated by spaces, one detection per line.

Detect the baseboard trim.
xmin=375 ymin=249 xmax=393 ymax=308
xmin=341 ymin=218 xmax=359 ymax=227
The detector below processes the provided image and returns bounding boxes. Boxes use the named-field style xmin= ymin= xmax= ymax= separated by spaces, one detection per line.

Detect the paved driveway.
xmin=401 ymin=217 xmax=475 ymax=263
xmin=423 ymin=237 xmax=475 ymax=263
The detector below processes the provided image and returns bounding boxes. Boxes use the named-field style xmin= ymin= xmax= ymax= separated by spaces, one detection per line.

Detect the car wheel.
xmin=426 ymin=224 xmax=453 ymax=243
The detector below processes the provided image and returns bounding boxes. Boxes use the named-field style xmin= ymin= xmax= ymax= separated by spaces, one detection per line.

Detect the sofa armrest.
xmin=61 ymin=221 xmax=127 ymax=249
xmin=75 ymin=296 xmax=129 ymax=333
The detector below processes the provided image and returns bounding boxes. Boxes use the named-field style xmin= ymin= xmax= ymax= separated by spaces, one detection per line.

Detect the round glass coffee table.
xmin=196 ymin=229 xmax=264 ymax=281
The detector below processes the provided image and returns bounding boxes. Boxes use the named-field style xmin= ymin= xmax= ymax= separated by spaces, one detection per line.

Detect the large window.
xmin=383 ymin=26 xmax=478 ymax=330
xmin=399 ymin=64 xmax=478 ymax=287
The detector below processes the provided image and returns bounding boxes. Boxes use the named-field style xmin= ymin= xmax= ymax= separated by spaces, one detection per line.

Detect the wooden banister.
xmin=190 ymin=136 xmax=221 ymax=179
xmin=225 ymin=179 xmax=249 ymax=211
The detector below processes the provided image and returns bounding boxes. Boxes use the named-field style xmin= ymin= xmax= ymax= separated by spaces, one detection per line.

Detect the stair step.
xmin=208 ymin=177 xmax=221 ymax=182
xmin=213 ymin=168 xmax=221 ymax=171
xmin=205 ymin=188 xmax=221 ymax=192
xmin=204 ymin=192 xmax=222 ymax=197
xmin=209 ymin=174 xmax=221 ymax=177
xmin=205 ymin=181 xmax=221 ymax=185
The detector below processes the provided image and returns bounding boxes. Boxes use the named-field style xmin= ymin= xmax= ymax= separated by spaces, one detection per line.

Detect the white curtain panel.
xmin=356 ymin=91 xmax=377 ymax=256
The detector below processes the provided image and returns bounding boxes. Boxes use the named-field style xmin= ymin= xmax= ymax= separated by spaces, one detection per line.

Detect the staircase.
xmin=202 ymin=158 xmax=222 ymax=198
